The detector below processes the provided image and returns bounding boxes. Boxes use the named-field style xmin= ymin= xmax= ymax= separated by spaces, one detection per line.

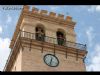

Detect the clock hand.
xmin=50 ymin=57 xmax=53 ymax=65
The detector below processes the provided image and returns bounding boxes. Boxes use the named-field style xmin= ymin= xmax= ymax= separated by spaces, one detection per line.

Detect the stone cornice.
xmin=23 ymin=11 xmax=76 ymax=28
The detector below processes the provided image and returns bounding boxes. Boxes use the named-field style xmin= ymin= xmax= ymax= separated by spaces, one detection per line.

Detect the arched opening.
xmin=56 ymin=29 xmax=66 ymax=46
xmin=35 ymin=25 xmax=45 ymax=41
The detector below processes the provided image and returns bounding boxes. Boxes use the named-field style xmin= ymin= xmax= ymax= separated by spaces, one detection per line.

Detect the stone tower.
xmin=4 ymin=5 xmax=87 ymax=71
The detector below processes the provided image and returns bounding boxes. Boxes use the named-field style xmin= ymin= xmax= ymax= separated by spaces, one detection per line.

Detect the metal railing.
xmin=20 ymin=31 xmax=86 ymax=51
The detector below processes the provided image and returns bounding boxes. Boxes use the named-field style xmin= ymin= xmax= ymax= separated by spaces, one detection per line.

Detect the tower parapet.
xmin=22 ymin=5 xmax=76 ymax=26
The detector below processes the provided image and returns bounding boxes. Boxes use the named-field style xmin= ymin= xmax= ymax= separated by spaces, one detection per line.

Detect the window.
xmin=35 ymin=25 xmax=45 ymax=42
xmin=56 ymin=31 xmax=66 ymax=46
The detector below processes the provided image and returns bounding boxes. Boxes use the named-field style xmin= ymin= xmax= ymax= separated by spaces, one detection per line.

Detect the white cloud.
xmin=0 ymin=26 xmax=2 ymax=33
xmin=86 ymin=44 xmax=100 ymax=71
xmin=96 ymin=5 xmax=100 ymax=11
xmin=48 ymin=6 xmax=59 ymax=11
xmin=88 ymin=5 xmax=100 ymax=12
xmin=6 ymin=14 xmax=12 ymax=23
xmin=88 ymin=6 xmax=96 ymax=12
xmin=0 ymin=37 xmax=11 ymax=71
xmin=86 ymin=26 xmax=95 ymax=47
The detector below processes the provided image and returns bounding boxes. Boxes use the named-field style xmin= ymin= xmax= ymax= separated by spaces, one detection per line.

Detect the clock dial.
xmin=44 ymin=54 xmax=59 ymax=67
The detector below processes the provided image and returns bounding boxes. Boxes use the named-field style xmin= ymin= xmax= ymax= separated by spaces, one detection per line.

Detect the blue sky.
xmin=0 ymin=5 xmax=100 ymax=71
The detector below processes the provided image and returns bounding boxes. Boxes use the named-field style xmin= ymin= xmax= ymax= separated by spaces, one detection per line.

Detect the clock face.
xmin=43 ymin=54 xmax=59 ymax=67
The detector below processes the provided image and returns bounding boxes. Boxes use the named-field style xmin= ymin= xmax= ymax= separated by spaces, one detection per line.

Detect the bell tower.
xmin=4 ymin=5 xmax=87 ymax=71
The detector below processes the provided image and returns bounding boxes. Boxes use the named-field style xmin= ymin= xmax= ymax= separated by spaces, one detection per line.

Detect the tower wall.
xmin=11 ymin=49 xmax=22 ymax=71
xmin=21 ymin=46 xmax=86 ymax=71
